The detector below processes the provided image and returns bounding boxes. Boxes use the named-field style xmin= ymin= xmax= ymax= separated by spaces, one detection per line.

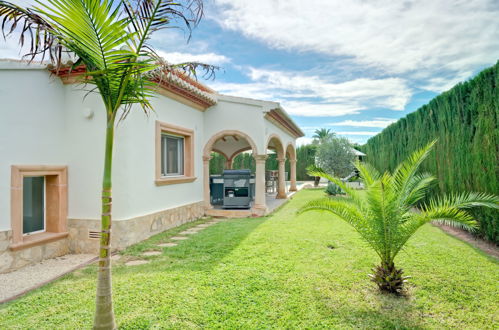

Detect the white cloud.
xmin=421 ymin=71 xmax=474 ymax=93
xmin=249 ymin=68 xmax=411 ymax=110
xmin=336 ymin=131 xmax=379 ymax=136
xmin=213 ymin=0 xmax=499 ymax=79
xmin=296 ymin=136 xmax=314 ymax=146
xmin=156 ymin=51 xmax=230 ymax=66
xmin=211 ymin=67 xmax=412 ymax=117
xmin=282 ymin=101 xmax=364 ymax=117
xmin=328 ymin=118 xmax=397 ymax=128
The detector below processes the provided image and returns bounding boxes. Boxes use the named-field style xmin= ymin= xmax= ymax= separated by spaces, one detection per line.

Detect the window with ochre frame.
xmin=155 ymin=121 xmax=195 ymax=185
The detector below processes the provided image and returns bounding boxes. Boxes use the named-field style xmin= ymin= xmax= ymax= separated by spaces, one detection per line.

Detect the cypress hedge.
xmin=209 ymin=144 xmax=317 ymax=181
xmin=362 ymin=61 xmax=499 ymax=243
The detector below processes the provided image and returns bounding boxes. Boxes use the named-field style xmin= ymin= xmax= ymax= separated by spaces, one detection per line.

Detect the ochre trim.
xmin=285 ymin=142 xmax=297 ymax=160
xmin=10 ymin=165 xmax=68 ymax=249
xmin=265 ymin=109 xmax=304 ymax=138
xmin=211 ymin=148 xmax=229 ymax=160
xmin=266 ymin=134 xmax=285 ymax=158
xmin=155 ymin=121 xmax=195 ymax=186
xmin=54 ymin=65 xmax=216 ymax=111
xmin=155 ymin=176 xmax=196 ymax=186
xmin=203 ymin=130 xmax=258 ymax=157
xmin=152 ymin=79 xmax=214 ymax=111
xmin=9 ymin=232 xmax=69 ymax=251
xmin=227 ymin=147 xmax=253 ymax=162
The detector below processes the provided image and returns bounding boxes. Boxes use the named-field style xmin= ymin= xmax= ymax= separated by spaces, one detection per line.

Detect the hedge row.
xmin=362 ymin=61 xmax=499 ymax=243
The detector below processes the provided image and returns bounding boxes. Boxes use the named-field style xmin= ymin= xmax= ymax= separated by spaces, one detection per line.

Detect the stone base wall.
xmin=0 ymin=230 xmax=69 ymax=274
xmin=0 ymin=201 xmax=203 ymax=274
xmin=68 ymin=201 xmax=205 ymax=254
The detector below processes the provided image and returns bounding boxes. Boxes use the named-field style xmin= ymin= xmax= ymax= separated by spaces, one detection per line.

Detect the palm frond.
xmin=124 ymin=0 xmax=203 ymax=50
xmin=0 ymin=0 xmax=63 ymax=62
xmin=421 ymin=206 xmax=478 ymax=232
xmin=307 ymin=168 xmax=363 ymax=205
xmin=401 ymin=172 xmax=436 ymax=207
xmin=298 ymin=197 xmax=380 ymax=253
xmin=391 ymin=140 xmax=436 ymax=196
xmin=354 ymin=160 xmax=380 ymax=187
xmin=427 ymin=192 xmax=499 ymax=211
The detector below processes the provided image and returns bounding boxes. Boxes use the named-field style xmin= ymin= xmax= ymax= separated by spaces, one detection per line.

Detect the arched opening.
xmin=209 ymin=150 xmax=229 ymax=175
xmin=286 ymin=143 xmax=298 ymax=192
xmin=203 ymin=130 xmax=260 ymax=214
xmin=265 ymin=134 xmax=287 ymax=199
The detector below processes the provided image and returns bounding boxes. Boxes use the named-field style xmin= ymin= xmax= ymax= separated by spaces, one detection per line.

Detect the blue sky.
xmin=4 ymin=0 xmax=499 ymax=145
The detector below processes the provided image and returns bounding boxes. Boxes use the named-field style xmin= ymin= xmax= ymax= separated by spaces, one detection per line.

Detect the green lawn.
xmin=1 ymin=189 xmax=498 ymax=329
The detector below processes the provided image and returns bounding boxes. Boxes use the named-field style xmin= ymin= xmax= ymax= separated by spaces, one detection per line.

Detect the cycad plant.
xmin=0 ymin=0 xmax=215 ymax=328
xmin=299 ymin=141 xmax=498 ymax=294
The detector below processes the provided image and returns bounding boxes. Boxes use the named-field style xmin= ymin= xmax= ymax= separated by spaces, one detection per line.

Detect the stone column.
xmin=289 ymin=159 xmax=297 ymax=191
xmin=253 ymin=154 xmax=268 ymax=215
xmin=225 ymin=158 xmax=232 ymax=170
xmin=276 ymin=157 xmax=287 ymax=199
xmin=203 ymin=155 xmax=212 ymax=209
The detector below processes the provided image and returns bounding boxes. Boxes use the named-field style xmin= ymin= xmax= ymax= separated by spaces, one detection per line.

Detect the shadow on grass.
xmin=314 ymin=285 xmax=424 ymax=329
xmin=116 ymin=216 xmax=268 ymax=273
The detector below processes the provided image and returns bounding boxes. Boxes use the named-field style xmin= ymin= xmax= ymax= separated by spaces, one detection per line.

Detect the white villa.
xmin=0 ymin=59 xmax=304 ymax=273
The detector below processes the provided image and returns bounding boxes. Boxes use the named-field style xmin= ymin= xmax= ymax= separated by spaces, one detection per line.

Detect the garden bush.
xmin=362 ymin=61 xmax=499 ymax=243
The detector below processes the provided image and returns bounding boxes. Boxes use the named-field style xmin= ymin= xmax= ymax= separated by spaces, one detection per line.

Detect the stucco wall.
xmin=60 ymin=84 xmax=206 ymax=221
xmin=0 ymin=66 xmax=298 ymax=232
xmin=111 ymin=96 xmax=206 ymax=220
xmin=204 ymin=98 xmax=266 ymax=154
xmin=264 ymin=120 xmax=297 ymax=157
xmin=0 ymin=69 xmax=67 ymax=231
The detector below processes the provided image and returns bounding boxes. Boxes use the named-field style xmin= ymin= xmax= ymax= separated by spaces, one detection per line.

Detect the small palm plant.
xmin=299 ymin=141 xmax=499 ymax=294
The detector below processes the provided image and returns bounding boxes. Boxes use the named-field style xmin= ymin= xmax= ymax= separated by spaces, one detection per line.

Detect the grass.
xmin=1 ymin=189 xmax=498 ymax=329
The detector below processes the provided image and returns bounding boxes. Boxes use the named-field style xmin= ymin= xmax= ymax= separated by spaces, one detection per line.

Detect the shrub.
xmin=325 ymin=182 xmax=344 ymax=195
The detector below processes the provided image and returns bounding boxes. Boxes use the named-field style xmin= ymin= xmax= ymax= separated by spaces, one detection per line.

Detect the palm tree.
xmin=300 ymin=141 xmax=498 ymax=294
xmin=312 ymin=128 xmax=334 ymax=144
xmin=0 ymin=0 xmax=215 ymax=328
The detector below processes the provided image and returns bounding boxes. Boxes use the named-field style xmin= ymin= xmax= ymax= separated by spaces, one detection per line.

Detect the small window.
xmin=161 ymin=134 xmax=184 ymax=176
xmin=155 ymin=121 xmax=195 ymax=185
xmin=23 ymin=176 xmax=46 ymax=235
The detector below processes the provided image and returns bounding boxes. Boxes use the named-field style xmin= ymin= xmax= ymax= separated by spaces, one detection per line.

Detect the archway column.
xmin=252 ymin=154 xmax=267 ymax=215
xmin=289 ymin=159 xmax=297 ymax=191
xmin=276 ymin=157 xmax=287 ymax=199
xmin=203 ymin=155 xmax=213 ymax=209
xmin=225 ymin=158 xmax=232 ymax=169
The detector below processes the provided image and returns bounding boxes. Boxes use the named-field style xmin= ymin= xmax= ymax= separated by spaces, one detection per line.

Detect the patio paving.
xmin=158 ymin=243 xmax=178 ymax=248
xmin=171 ymin=236 xmax=189 ymax=241
xmin=142 ymin=251 xmax=162 ymax=256
xmin=125 ymin=260 xmax=150 ymax=266
xmin=179 ymin=230 xmax=198 ymax=235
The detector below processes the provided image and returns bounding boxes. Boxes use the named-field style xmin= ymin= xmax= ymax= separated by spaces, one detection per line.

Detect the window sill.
xmin=155 ymin=176 xmax=197 ymax=186
xmin=9 ymin=231 xmax=69 ymax=251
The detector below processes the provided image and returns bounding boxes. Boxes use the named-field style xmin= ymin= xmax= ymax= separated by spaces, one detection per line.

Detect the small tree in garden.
xmin=316 ymin=135 xmax=356 ymax=178
xmin=300 ymin=141 xmax=499 ymax=294
xmin=0 ymin=0 xmax=215 ymax=328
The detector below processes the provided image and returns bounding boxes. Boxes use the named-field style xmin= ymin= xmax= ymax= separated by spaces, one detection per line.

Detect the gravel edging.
xmin=0 ymin=254 xmax=97 ymax=304
xmin=434 ymin=224 xmax=499 ymax=259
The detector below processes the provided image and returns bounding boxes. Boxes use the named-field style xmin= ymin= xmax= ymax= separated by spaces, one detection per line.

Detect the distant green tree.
xmin=316 ymin=136 xmax=356 ymax=178
xmin=312 ymin=128 xmax=334 ymax=144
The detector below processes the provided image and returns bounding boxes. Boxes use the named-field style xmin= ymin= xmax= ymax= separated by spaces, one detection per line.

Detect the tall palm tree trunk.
xmin=93 ymin=121 xmax=116 ymax=329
